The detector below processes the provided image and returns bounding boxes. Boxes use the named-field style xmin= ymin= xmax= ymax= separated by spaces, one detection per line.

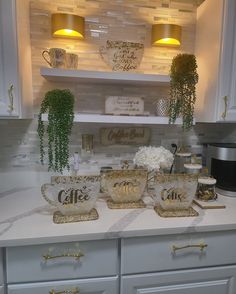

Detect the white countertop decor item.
xmin=184 ymin=163 xmax=202 ymax=174
xmin=133 ymin=146 xmax=174 ymax=172
xmin=41 ymin=175 xmax=100 ymax=223
xmin=105 ymin=96 xmax=144 ymax=116
xmin=155 ymin=97 xmax=170 ymax=117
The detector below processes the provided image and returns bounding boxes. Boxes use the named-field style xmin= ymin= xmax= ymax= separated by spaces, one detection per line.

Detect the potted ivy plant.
xmin=168 ymin=53 xmax=198 ymax=131
xmin=37 ymin=89 xmax=75 ymax=173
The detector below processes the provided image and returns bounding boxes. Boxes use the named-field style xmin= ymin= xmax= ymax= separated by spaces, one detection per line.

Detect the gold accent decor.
xmin=106 ymin=198 xmax=146 ymax=209
xmin=172 ymin=243 xmax=208 ymax=253
xmin=53 ymin=208 xmax=99 ymax=224
xmin=154 ymin=173 xmax=198 ymax=211
xmin=152 ymin=24 xmax=182 ymax=47
xmin=8 ymin=84 xmax=14 ymax=113
xmin=104 ymin=169 xmax=147 ymax=203
xmin=221 ymin=95 xmax=228 ymax=120
xmin=51 ymin=13 xmax=84 ymax=39
xmin=193 ymin=199 xmax=226 ymax=209
xmin=154 ymin=205 xmax=198 ymax=217
xmin=49 ymin=287 xmax=80 ymax=294
xmin=43 ymin=251 xmax=84 ymax=262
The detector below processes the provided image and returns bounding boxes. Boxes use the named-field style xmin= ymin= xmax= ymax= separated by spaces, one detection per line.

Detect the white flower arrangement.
xmin=133 ymin=146 xmax=174 ymax=171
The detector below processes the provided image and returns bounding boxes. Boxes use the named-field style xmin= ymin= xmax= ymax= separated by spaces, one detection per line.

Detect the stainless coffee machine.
xmin=207 ymin=143 xmax=236 ymax=197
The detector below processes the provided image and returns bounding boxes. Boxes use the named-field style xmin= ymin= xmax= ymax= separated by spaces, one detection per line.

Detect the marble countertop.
xmin=1 ymin=171 xmax=236 ymax=247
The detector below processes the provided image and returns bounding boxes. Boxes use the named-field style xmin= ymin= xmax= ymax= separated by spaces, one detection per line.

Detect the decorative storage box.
xmin=41 ymin=176 xmax=101 ymax=223
xmin=104 ymin=169 xmax=147 ymax=207
xmin=153 ymin=174 xmax=198 ymax=211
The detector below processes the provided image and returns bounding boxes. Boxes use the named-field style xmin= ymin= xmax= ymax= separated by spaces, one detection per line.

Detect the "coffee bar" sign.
xmin=100 ymin=127 xmax=151 ymax=145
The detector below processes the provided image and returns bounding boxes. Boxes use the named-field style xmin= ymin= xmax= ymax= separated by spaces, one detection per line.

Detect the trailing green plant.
xmin=37 ymin=89 xmax=74 ymax=173
xmin=169 ymin=53 xmax=198 ymax=131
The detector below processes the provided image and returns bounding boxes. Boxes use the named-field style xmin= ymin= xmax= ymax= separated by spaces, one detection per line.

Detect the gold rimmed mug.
xmin=42 ymin=48 xmax=66 ymax=68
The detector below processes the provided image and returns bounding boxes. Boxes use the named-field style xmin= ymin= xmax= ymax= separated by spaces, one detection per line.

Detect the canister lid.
xmin=198 ymin=176 xmax=217 ymax=185
xmin=184 ymin=163 xmax=202 ymax=169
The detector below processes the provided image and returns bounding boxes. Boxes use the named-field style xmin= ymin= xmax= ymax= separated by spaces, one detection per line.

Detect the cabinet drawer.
xmin=121 ymin=230 xmax=236 ymax=274
xmin=121 ymin=265 xmax=236 ymax=294
xmin=7 ymin=239 xmax=118 ymax=283
xmin=8 ymin=276 xmax=119 ymax=294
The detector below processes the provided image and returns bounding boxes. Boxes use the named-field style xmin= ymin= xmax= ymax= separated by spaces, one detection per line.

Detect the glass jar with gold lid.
xmin=196 ymin=176 xmax=217 ymax=201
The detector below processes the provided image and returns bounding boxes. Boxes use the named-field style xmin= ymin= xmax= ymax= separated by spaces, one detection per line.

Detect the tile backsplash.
xmin=1 ymin=119 xmax=236 ymax=173
xmin=0 ymin=0 xmax=235 ymax=174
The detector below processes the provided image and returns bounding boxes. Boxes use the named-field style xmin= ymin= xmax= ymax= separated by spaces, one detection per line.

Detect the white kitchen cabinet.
xmin=195 ymin=0 xmax=236 ymax=122
xmin=6 ymin=239 xmax=119 ymax=294
xmin=121 ymin=231 xmax=236 ymax=294
xmin=0 ymin=0 xmax=33 ymax=118
xmin=8 ymin=276 xmax=119 ymax=294
xmin=121 ymin=265 xmax=236 ymax=294
xmin=6 ymin=239 xmax=118 ymax=283
xmin=121 ymin=231 xmax=236 ymax=275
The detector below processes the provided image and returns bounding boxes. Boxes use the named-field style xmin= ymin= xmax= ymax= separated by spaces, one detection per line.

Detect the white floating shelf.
xmin=40 ymin=67 xmax=170 ymax=86
xmin=41 ymin=113 xmax=183 ymax=125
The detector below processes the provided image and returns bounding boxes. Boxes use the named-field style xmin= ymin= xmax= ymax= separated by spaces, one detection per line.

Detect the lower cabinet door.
xmin=8 ymin=276 xmax=118 ymax=294
xmin=0 ymin=286 xmax=4 ymax=294
xmin=121 ymin=265 xmax=236 ymax=294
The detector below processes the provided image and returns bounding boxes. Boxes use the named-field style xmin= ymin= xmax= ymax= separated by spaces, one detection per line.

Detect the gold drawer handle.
xmin=8 ymin=84 xmax=14 ymax=113
xmin=221 ymin=95 xmax=228 ymax=120
xmin=172 ymin=243 xmax=208 ymax=253
xmin=49 ymin=287 xmax=79 ymax=294
xmin=43 ymin=252 xmax=84 ymax=262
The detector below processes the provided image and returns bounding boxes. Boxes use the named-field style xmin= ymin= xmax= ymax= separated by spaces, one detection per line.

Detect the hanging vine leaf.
xmin=37 ymin=89 xmax=74 ymax=173
xmin=169 ymin=53 xmax=198 ymax=131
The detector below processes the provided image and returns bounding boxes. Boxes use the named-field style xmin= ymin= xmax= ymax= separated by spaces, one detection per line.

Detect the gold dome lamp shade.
xmin=51 ymin=13 xmax=85 ymax=39
xmin=152 ymin=24 xmax=182 ymax=47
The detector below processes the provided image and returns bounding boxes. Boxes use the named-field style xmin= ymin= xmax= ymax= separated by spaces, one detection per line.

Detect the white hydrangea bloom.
xmin=133 ymin=146 xmax=174 ymax=171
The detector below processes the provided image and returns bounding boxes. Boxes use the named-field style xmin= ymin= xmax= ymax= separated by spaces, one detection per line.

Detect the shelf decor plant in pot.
xmin=37 ymin=89 xmax=75 ymax=173
xmin=168 ymin=53 xmax=199 ymax=131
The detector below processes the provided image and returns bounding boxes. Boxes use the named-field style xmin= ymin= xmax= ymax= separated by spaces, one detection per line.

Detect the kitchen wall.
xmin=0 ymin=0 xmax=235 ymax=175
xmin=30 ymin=0 xmax=198 ymax=113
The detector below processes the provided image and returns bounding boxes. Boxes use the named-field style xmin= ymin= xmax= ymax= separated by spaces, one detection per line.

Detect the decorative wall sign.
xmin=100 ymin=127 xmax=151 ymax=145
xmin=105 ymin=96 xmax=144 ymax=115
xmin=99 ymin=40 xmax=144 ymax=72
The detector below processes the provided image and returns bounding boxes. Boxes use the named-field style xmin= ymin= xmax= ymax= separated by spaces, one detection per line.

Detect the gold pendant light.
xmin=152 ymin=24 xmax=182 ymax=47
xmin=51 ymin=13 xmax=85 ymax=39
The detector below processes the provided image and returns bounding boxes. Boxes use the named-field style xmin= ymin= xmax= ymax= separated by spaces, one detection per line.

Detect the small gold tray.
xmin=106 ymin=198 xmax=146 ymax=209
xmin=154 ymin=205 xmax=199 ymax=218
xmin=53 ymin=208 xmax=99 ymax=224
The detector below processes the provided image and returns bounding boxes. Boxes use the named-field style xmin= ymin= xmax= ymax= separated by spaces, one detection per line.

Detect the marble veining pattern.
xmin=0 ymin=180 xmax=236 ymax=247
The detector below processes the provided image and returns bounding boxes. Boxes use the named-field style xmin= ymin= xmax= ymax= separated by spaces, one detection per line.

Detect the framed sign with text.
xmin=105 ymin=96 xmax=144 ymax=115
xmin=100 ymin=127 xmax=151 ymax=145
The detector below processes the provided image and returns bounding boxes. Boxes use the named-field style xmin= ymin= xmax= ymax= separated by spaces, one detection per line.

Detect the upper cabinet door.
xmin=0 ymin=0 xmax=20 ymax=117
xmin=0 ymin=0 xmax=33 ymax=118
xmin=195 ymin=0 xmax=236 ymax=122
